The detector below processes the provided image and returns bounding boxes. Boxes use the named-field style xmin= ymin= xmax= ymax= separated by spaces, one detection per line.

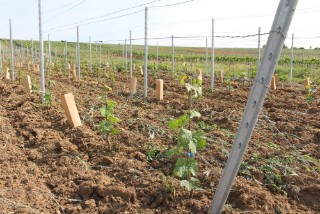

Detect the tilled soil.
xmin=0 ymin=68 xmax=319 ymax=213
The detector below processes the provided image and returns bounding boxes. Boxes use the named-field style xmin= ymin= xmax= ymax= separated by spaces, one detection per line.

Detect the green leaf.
xmin=97 ymin=120 xmax=113 ymax=134
xmin=165 ymin=147 xmax=183 ymax=158
xmin=190 ymin=110 xmax=201 ymax=118
xmin=188 ymin=141 xmax=197 ymax=154
xmin=192 ymin=130 xmax=206 ymax=150
xmin=185 ymin=83 xmax=193 ymax=92
xmin=173 ymin=158 xmax=197 ymax=179
xmin=110 ymin=128 xmax=120 ymax=135
xmin=178 ymin=129 xmax=193 ymax=150
xmin=180 ymin=177 xmax=201 ymax=191
xmin=168 ymin=114 xmax=189 ymax=130
xmin=108 ymin=114 xmax=120 ymax=123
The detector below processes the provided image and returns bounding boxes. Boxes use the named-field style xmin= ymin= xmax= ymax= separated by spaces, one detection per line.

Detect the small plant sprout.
xmin=97 ymin=98 xmax=120 ymax=148
xmin=305 ymin=80 xmax=314 ymax=103
xmin=43 ymin=90 xmax=53 ymax=106
xmin=167 ymin=73 xmax=206 ymax=192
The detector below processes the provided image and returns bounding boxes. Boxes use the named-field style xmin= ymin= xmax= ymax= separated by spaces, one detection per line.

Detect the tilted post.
xmin=209 ymin=0 xmax=298 ymax=213
xmin=258 ymin=27 xmax=261 ymax=71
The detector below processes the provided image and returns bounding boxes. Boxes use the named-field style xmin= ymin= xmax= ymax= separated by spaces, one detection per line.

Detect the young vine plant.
xmin=166 ymin=73 xmax=206 ymax=192
xmin=97 ymin=97 xmax=120 ymax=147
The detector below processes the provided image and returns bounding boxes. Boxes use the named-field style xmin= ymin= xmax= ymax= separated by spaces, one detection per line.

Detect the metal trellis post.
xmin=9 ymin=19 xmax=15 ymax=81
xmin=31 ymin=39 xmax=34 ymax=65
xmin=156 ymin=41 xmax=159 ymax=70
xmin=38 ymin=0 xmax=45 ymax=101
xmin=48 ymin=34 xmax=51 ymax=74
xmin=206 ymin=38 xmax=208 ymax=74
xmin=144 ymin=7 xmax=148 ymax=97
xmin=125 ymin=38 xmax=128 ymax=72
xmin=210 ymin=18 xmax=215 ymax=92
xmin=172 ymin=35 xmax=174 ymax=74
xmin=130 ymin=30 xmax=133 ymax=78
xmin=258 ymin=27 xmax=261 ymax=71
xmin=65 ymin=41 xmax=68 ymax=73
xmin=77 ymin=26 xmax=80 ymax=80
xmin=89 ymin=36 xmax=92 ymax=73
xmin=209 ymin=1 xmax=298 ymax=213
xmin=289 ymin=33 xmax=294 ymax=84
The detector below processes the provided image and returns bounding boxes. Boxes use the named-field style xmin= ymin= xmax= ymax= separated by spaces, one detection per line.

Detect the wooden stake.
xmin=271 ymin=75 xmax=276 ymax=90
xmin=140 ymin=66 xmax=143 ymax=75
xmin=72 ymin=69 xmax=77 ymax=81
xmin=23 ymin=75 xmax=32 ymax=96
xmin=60 ymin=93 xmax=82 ymax=128
xmin=197 ymin=68 xmax=202 ymax=82
xmin=304 ymin=78 xmax=310 ymax=88
xmin=5 ymin=67 xmax=10 ymax=80
xmin=130 ymin=77 xmax=137 ymax=95
xmin=274 ymin=74 xmax=279 ymax=85
xmin=218 ymin=70 xmax=224 ymax=82
xmin=156 ymin=79 xmax=163 ymax=100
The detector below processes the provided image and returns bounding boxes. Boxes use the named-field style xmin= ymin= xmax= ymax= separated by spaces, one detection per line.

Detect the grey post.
xmin=31 ymin=39 xmax=34 ymax=65
xmin=144 ymin=7 xmax=148 ymax=97
xmin=55 ymin=47 xmax=57 ymax=62
xmin=289 ymin=33 xmax=294 ymax=84
xmin=0 ymin=42 xmax=2 ymax=70
xmin=38 ymin=0 xmax=45 ymax=101
xmin=210 ymin=18 xmax=215 ymax=92
xmin=9 ymin=19 xmax=15 ymax=81
xmin=77 ymin=26 xmax=81 ymax=80
xmin=122 ymin=42 xmax=125 ymax=67
xmin=130 ymin=30 xmax=133 ymax=78
xmin=48 ymin=34 xmax=51 ymax=74
xmin=258 ymin=27 xmax=261 ymax=71
xmin=209 ymin=1 xmax=298 ymax=213
xmin=172 ymin=35 xmax=174 ymax=74
xmin=156 ymin=41 xmax=159 ymax=70
xmin=65 ymin=41 xmax=68 ymax=72
xmin=125 ymin=38 xmax=128 ymax=72
xmin=206 ymin=38 xmax=208 ymax=74
xmin=89 ymin=36 xmax=92 ymax=73
xmin=99 ymin=42 xmax=102 ymax=68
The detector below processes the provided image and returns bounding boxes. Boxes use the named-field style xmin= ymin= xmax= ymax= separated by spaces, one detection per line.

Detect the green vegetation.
xmin=97 ymin=99 xmax=120 ymax=144
xmin=166 ymin=74 xmax=206 ymax=192
xmin=0 ymin=38 xmax=319 ymax=84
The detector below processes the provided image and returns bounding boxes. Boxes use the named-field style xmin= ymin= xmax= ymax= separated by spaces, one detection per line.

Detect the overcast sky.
xmin=0 ymin=0 xmax=319 ymax=48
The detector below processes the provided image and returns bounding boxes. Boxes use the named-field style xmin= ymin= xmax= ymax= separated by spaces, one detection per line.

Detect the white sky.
xmin=0 ymin=0 xmax=319 ymax=48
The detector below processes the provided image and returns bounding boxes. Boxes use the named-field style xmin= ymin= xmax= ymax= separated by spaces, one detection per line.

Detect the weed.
xmin=197 ymin=121 xmax=218 ymax=131
xmin=305 ymin=81 xmax=314 ymax=103
xmin=160 ymin=174 xmax=176 ymax=196
xmin=146 ymin=144 xmax=162 ymax=162
xmin=225 ymin=78 xmax=234 ymax=91
xmin=43 ymin=90 xmax=53 ymax=106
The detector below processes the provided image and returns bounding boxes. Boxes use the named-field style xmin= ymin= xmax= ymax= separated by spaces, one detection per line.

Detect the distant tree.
xmin=299 ymin=47 xmax=305 ymax=49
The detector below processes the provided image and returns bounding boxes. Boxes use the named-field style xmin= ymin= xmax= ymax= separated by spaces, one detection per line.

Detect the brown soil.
xmin=0 ymin=68 xmax=319 ymax=214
